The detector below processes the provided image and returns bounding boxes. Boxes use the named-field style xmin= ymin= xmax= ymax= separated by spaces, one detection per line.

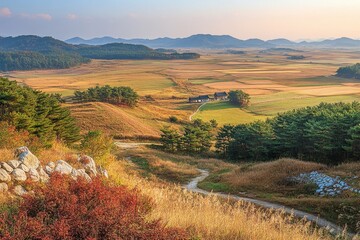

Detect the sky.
xmin=0 ymin=0 xmax=360 ymax=41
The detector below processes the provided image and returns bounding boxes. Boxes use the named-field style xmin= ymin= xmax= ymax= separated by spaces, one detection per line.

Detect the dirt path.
xmin=184 ymin=169 xmax=356 ymax=238
xmin=189 ymin=102 xmax=207 ymax=121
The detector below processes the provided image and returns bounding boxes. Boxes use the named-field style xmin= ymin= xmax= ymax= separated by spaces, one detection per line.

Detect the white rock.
xmin=7 ymin=160 xmax=21 ymax=169
xmin=15 ymin=147 xmax=40 ymax=169
xmin=0 ymin=169 xmax=11 ymax=182
xmin=13 ymin=185 xmax=27 ymax=196
xmin=45 ymin=166 xmax=53 ymax=175
xmin=54 ymin=160 xmax=73 ymax=175
xmin=12 ymin=169 xmax=27 ymax=181
xmin=38 ymin=167 xmax=49 ymax=183
xmin=78 ymin=155 xmax=97 ymax=176
xmin=77 ymin=169 xmax=91 ymax=182
xmin=18 ymin=164 xmax=30 ymax=173
xmin=1 ymin=162 xmax=13 ymax=172
xmin=71 ymin=168 xmax=79 ymax=180
xmin=28 ymin=168 xmax=40 ymax=182
xmin=47 ymin=161 xmax=55 ymax=169
xmin=0 ymin=182 xmax=8 ymax=192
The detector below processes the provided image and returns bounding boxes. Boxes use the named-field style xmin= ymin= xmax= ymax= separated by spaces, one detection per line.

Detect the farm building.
xmin=189 ymin=95 xmax=211 ymax=103
xmin=214 ymin=92 xmax=228 ymax=100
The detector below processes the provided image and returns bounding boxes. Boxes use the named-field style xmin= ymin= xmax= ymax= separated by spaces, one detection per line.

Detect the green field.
xmin=193 ymin=102 xmax=268 ymax=125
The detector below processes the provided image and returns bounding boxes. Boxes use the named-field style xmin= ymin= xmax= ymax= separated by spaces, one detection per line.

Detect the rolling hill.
xmin=0 ymin=35 xmax=199 ymax=71
xmin=67 ymin=34 xmax=360 ymax=49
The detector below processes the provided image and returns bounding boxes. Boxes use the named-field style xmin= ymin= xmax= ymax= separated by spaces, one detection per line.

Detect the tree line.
xmin=160 ymin=119 xmax=217 ymax=153
xmin=0 ymin=78 xmax=80 ymax=147
xmin=74 ymin=85 xmax=139 ymax=107
xmin=216 ymin=102 xmax=360 ymax=165
xmin=0 ymin=51 xmax=89 ymax=71
xmin=336 ymin=63 xmax=360 ymax=79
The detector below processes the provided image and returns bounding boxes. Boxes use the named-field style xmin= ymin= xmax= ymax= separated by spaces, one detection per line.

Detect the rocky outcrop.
xmin=292 ymin=171 xmax=360 ymax=196
xmin=0 ymin=147 xmax=108 ymax=196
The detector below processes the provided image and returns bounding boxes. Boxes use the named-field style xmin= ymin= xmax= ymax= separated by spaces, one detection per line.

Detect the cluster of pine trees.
xmin=74 ymin=85 xmax=139 ymax=107
xmin=336 ymin=63 xmax=360 ymax=79
xmin=216 ymin=102 xmax=360 ymax=164
xmin=0 ymin=52 xmax=89 ymax=71
xmin=0 ymin=78 xmax=80 ymax=147
xmin=78 ymin=43 xmax=200 ymax=60
xmin=160 ymin=119 xmax=216 ymax=153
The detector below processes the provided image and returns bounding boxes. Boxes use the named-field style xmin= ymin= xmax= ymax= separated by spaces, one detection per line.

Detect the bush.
xmin=169 ymin=116 xmax=178 ymax=123
xmin=0 ymin=174 xmax=188 ymax=239
xmin=80 ymin=131 xmax=113 ymax=166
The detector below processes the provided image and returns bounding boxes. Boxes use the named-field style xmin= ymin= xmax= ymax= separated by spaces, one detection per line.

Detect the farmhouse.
xmin=214 ymin=92 xmax=228 ymax=100
xmin=189 ymin=95 xmax=211 ymax=103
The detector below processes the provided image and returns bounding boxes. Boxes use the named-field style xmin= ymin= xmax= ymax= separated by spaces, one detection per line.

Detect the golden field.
xmin=8 ymin=48 xmax=360 ymax=129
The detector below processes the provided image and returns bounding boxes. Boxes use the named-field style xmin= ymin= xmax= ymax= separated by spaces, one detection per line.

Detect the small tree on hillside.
xmin=228 ymin=90 xmax=250 ymax=107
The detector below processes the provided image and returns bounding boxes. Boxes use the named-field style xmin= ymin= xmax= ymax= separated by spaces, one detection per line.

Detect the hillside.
xmin=0 ymin=36 xmax=199 ymax=71
xmin=65 ymin=102 xmax=165 ymax=139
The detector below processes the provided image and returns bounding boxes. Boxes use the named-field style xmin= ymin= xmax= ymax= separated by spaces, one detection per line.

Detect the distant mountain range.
xmin=66 ymin=34 xmax=360 ymax=49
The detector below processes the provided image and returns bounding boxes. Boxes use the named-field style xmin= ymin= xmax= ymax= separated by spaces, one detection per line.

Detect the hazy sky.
xmin=1 ymin=0 xmax=360 ymax=40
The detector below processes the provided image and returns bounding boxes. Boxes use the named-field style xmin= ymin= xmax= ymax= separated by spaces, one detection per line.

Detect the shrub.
xmin=80 ymin=131 xmax=113 ymax=166
xmin=169 ymin=116 xmax=178 ymax=123
xmin=0 ymin=174 xmax=188 ymax=239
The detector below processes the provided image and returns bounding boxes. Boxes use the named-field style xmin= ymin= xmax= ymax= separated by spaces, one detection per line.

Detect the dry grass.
xmin=107 ymin=160 xmax=332 ymax=240
xmin=224 ymin=159 xmax=327 ymax=192
xmin=0 ymin=149 xmax=14 ymax=162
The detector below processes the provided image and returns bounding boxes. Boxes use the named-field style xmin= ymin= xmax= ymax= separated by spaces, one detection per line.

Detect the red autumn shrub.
xmin=0 ymin=174 xmax=188 ymax=240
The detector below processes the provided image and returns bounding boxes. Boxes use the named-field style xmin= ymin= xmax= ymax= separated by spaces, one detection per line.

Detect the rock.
xmin=7 ymin=160 xmax=21 ymax=169
xmin=98 ymin=166 xmax=109 ymax=178
xmin=12 ymin=169 xmax=27 ymax=181
xmin=77 ymin=169 xmax=91 ymax=182
xmin=45 ymin=165 xmax=53 ymax=175
xmin=54 ymin=160 xmax=73 ymax=175
xmin=47 ymin=161 xmax=55 ymax=169
xmin=0 ymin=169 xmax=11 ymax=182
xmin=15 ymin=146 xmax=40 ymax=169
xmin=13 ymin=185 xmax=27 ymax=196
xmin=71 ymin=168 xmax=79 ymax=180
xmin=78 ymin=155 xmax=97 ymax=176
xmin=0 ymin=182 xmax=8 ymax=192
xmin=18 ymin=164 xmax=30 ymax=173
xmin=38 ymin=167 xmax=49 ymax=183
xmin=28 ymin=168 xmax=40 ymax=182
xmin=1 ymin=162 xmax=13 ymax=173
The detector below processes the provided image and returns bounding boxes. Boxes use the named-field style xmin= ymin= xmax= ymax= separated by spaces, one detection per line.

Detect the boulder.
xmin=7 ymin=160 xmax=20 ymax=169
xmin=1 ymin=162 xmax=13 ymax=173
xmin=12 ymin=169 xmax=27 ymax=181
xmin=45 ymin=165 xmax=54 ymax=175
xmin=28 ymin=168 xmax=40 ymax=182
xmin=98 ymin=166 xmax=109 ymax=178
xmin=71 ymin=168 xmax=79 ymax=180
xmin=15 ymin=146 xmax=40 ymax=169
xmin=0 ymin=183 xmax=8 ymax=192
xmin=0 ymin=169 xmax=11 ymax=182
xmin=13 ymin=185 xmax=27 ymax=196
xmin=77 ymin=169 xmax=91 ymax=182
xmin=47 ymin=161 xmax=55 ymax=169
xmin=54 ymin=160 xmax=73 ymax=175
xmin=78 ymin=155 xmax=97 ymax=176
xmin=38 ymin=167 xmax=49 ymax=183
xmin=18 ymin=164 xmax=30 ymax=173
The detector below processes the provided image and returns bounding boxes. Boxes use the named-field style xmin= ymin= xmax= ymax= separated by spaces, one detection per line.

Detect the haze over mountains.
xmin=66 ymin=34 xmax=360 ymax=49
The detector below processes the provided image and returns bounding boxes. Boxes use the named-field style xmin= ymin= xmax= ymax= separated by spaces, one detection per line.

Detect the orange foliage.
xmin=0 ymin=174 xmax=188 ymax=240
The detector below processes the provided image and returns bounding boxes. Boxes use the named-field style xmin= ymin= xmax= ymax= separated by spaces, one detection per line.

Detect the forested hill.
xmin=0 ymin=35 xmax=200 ymax=71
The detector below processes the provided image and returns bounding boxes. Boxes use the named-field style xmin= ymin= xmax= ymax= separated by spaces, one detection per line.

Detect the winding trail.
xmin=189 ymin=102 xmax=207 ymax=121
xmin=184 ymin=169 xmax=356 ymax=238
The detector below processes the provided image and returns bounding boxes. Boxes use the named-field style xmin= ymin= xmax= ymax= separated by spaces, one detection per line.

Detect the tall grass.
xmin=108 ymin=160 xmax=332 ymax=240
